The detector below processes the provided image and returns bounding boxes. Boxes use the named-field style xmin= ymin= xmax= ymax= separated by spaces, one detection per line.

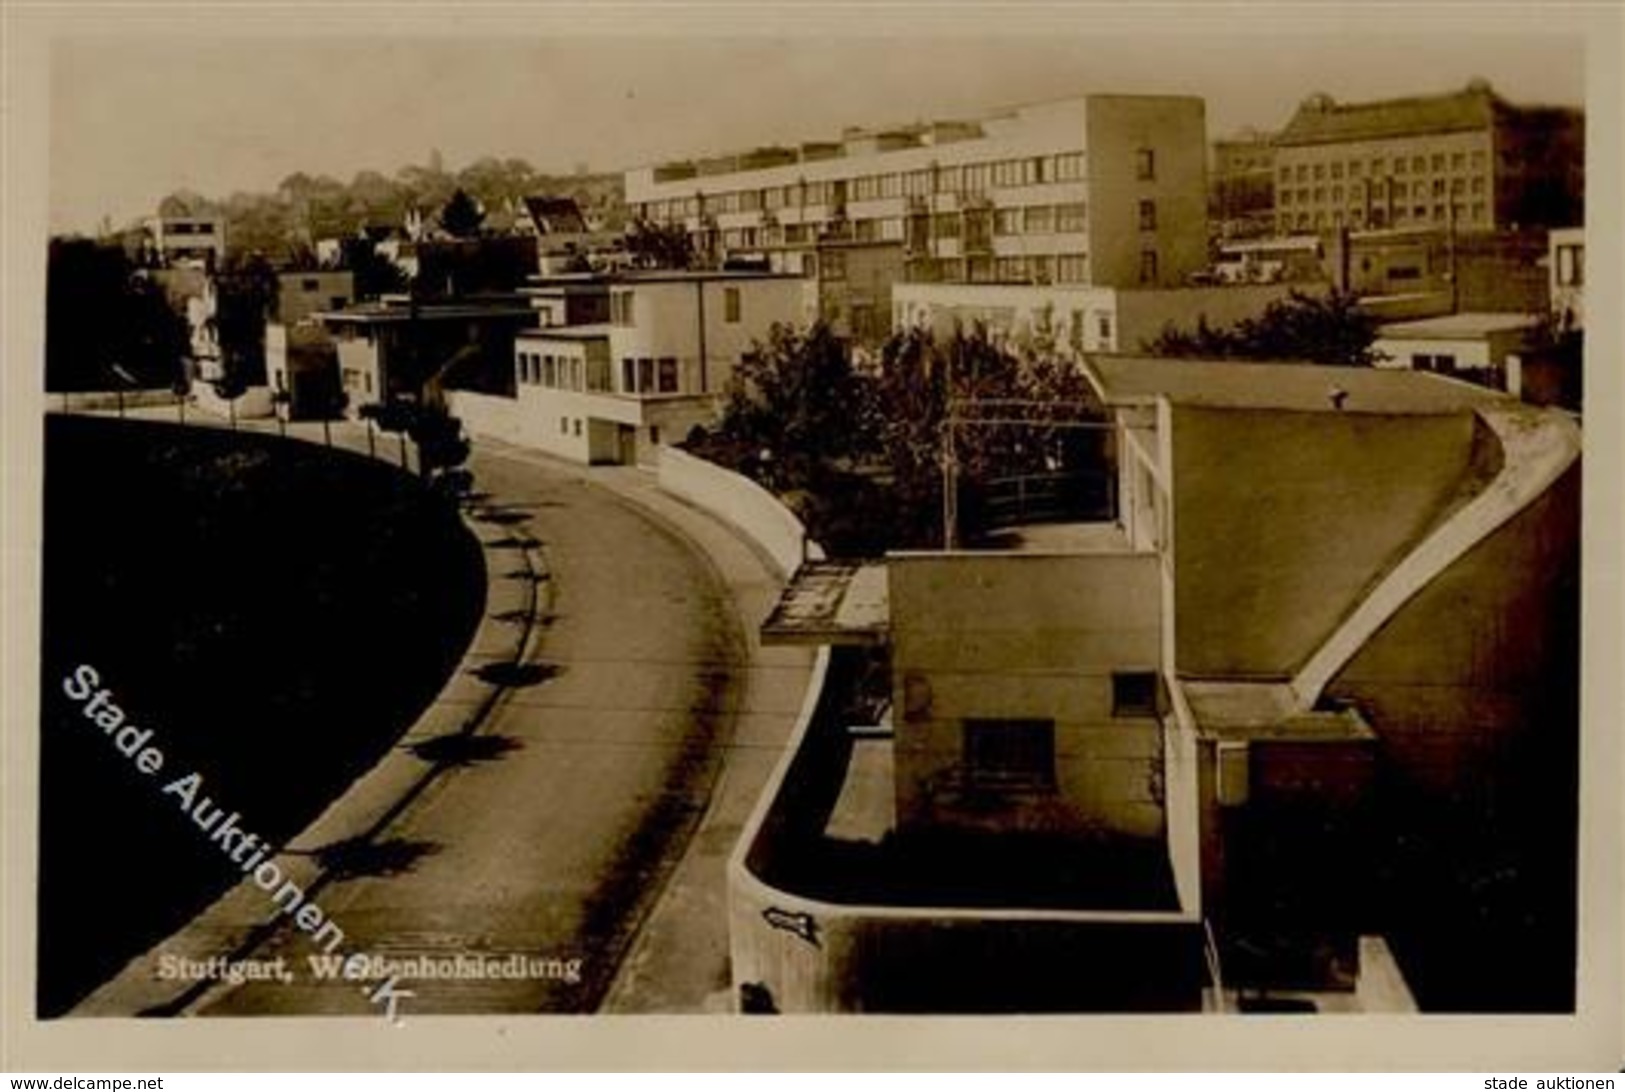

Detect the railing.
xmin=974 ymin=469 xmax=1117 ymax=529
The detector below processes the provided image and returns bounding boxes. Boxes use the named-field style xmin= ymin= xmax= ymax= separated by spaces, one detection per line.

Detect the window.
xmin=1451 ymin=152 xmax=1466 ymax=170
xmin=1054 ymin=152 xmax=1085 ymax=181
xmin=1556 ymin=243 xmax=1583 ymax=286
xmin=1138 ymin=199 xmax=1157 ymax=231
xmin=1411 ymin=155 xmax=1426 ymax=172
xmin=1330 ymin=161 xmax=1343 ymax=180
xmin=963 ymin=163 xmax=993 ymax=193
xmin=1023 ymin=205 xmax=1054 ymax=234
xmin=1097 ymin=312 xmax=1113 ymax=342
xmin=995 ymin=208 xmax=1023 ymax=235
xmin=1471 ymin=175 xmax=1485 ymax=195
xmin=588 ymin=356 xmax=612 ymax=392
xmin=574 ymin=419 xmax=582 ymax=437
xmin=301 ymin=277 xmax=320 ymax=291
xmin=1055 ymin=202 xmax=1087 ymax=232
xmin=1135 ymin=148 xmax=1156 ymax=181
xmin=1394 ymin=158 xmax=1407 ymax=175
xmin=657 ymin=357 xmax=679 ymax=393
xmin=1412 ymin=352 xmax=1458 ymax=373
xmin=723 ymin=286 xmax=741 ymax=323
xmin=1431 ymin=153 xmax=1445 ymax=171
xmin=932 ymin=212 xmax=960 ymax=238
xmin=1139 ymin=249 xmax=1159 ymax=284
xmin=962 ymin=719 xmax=1056 ymax=793
xmin=560 ymin=416 xmax=569 ymax=434
xmin=610 ymin=292 xmax=635 ymax=326
xmin=1112 ymin=672 xmax=1160 ymax=717
xmin=995 ymin=256 xmax=1028 ymax=282
xmin=637 ymin=358 xmax=654 ymax=393
xmin=821 ymin=250 xmax=846 ymax=280
xmin=1295 ymin=164 xmax=1309 ymax=183
xmin=649 ymin=425 xmax=661 ymax=446
xmin=621 ymin=358 xmax=636 ymax=393
xmin=1056 ymin=254 xmax=1089 ymax=284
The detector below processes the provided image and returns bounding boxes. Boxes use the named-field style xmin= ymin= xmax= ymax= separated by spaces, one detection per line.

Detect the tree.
xmin=697 ymin=323 xmax=1109 ymax=552
xmin=46 ymin=237 xmax=189 ymax=392
xmin=624 ymin=218 xmax=695 ymax=270
xmin=1147 ymin=288 xmax=1382 ymax=367
xmin=332 ymin=237 xmax=408 ymax=299
xmin=213 ymin=252 xmax=278 ymax=387
xmin=438 ymin=188 xmax=486 ymax=239
xmin=716 ymin=322 xmax=873 ymax=487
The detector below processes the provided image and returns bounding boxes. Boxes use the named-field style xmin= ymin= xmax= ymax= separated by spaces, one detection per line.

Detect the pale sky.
xmin=48 ymin=28 xmax=1587 ymax=234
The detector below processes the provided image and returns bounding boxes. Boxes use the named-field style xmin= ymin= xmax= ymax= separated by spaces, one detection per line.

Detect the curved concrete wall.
xmin=658 ymin=446 xmax=821 ymax=577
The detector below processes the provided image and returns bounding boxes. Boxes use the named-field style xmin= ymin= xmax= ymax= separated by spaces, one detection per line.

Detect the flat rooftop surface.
xmin=1181 ymin=680 xmax=1376 ymax=743
xmin=760 ymin=561 xmax=889 ymax=646
xmin=1376 ymin=312 xmax=1543 ymax=339
xmin=1086 ymin=355 xmax=1507 ymax=415
xmin=517 ymin=324 xmax=612 ymax=340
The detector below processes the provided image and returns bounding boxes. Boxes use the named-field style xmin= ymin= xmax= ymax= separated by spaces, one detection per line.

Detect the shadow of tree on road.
xmin=472 ymin=661 xmax=561 ymax=688
xmin=407 ymin=732 xmax=523 ymax=767
xmin=312 ymin=836 xmax=441 ymax=879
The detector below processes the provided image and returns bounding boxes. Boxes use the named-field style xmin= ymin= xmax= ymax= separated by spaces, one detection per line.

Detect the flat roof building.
xmin=626 ymin=94 xmax=1210 ymax=299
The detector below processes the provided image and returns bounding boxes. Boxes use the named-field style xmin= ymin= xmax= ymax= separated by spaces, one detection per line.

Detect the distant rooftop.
xmin=1376 ymin=312 xmax=1543 ymax=340
xmin=1084 ymin=356 xmax=1507 ymax=415
xmin=1274 ymin=78 xmax=1585 ymax=150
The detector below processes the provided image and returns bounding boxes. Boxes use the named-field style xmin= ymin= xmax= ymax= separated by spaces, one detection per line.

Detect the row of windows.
xmin=519 ymin=351 xmax=591 ymax=391
xmin=635 ymin=150 xmax=1104 ymax=221
xmin=621 ymin=357 xmax=681 ymax=395
xmin=1278 ymin=203 xmax=1488 ymax=230
xmin=905 ymin=253 xmax=1091 ymax=285
xmin=611 ymin=289 xmax=743 ymax=325
xmin=1279 ymin=148 xmax=1487 ymax=184
xmin=712 ymin=203 xmax=1093 ymax=253
xmin=1279 ymin=175 xmax=1487 ymax=207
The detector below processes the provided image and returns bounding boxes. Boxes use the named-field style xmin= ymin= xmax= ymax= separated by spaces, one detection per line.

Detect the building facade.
xmin=454 ymin=272 xmax=810 ymax=466
xmin=742 ymin=357 xmax=1579 ymax=1013
xmin=625 ymin=95 xmax=1211 ymax=331
xmin=143 ymin=213 xmax=227 ymax=266
xmin=1272 ymin=80 xmax=1583 ymax=236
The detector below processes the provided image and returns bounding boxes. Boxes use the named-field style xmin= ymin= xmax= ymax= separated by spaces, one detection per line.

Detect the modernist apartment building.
xmin=624 ymin=94 xmax=1210 ymax=303
xmin=739 ymin=358 xmax=1580 ymax=1013
xmin=1272 ymin=80 xmax=1583 ymax=235
xmin=451 ymin=271 xmax=808 ymax=465
xmin=143 ymin=212 xmax=227 ymax=266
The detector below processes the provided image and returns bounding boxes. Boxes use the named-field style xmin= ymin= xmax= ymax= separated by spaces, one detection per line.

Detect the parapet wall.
xmin=658 ymin=446 xmax=820 ymax=577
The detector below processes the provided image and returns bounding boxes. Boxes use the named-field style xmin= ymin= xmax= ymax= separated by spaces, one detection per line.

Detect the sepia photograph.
xmin=2 ymin=0 xmax=1621 ymax=1074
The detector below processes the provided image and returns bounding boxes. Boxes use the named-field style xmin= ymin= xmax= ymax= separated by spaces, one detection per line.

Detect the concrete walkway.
xmin=71 ymin=412 xmax=813 ymax=1015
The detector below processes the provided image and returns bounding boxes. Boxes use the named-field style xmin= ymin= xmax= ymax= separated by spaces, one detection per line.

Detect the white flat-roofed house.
xmin=1372 ymin=311 xmax=1543 ymax=393
xmin=453 ymin=271 xmax=810 ymax=465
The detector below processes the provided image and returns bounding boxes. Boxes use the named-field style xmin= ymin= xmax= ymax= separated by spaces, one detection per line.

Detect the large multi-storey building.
xmin=624 ymin=94 xmax=1210 ymax=301
xmin=1272 ymin=79 xmax=1583 ymax=236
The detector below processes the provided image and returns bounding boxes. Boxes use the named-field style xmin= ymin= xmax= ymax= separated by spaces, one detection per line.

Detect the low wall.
xmin=658 ymin=446 xmax=820 ymax=577
xmin=447 ymin=390 xmax=525 ymax=446
xmin=52 ymin=388 xmax=180 ymax=412
xmin=727 ymin=644 xmax=1203 ymax=1014
xmin=190 ymin=381 xmax=275 ymax=420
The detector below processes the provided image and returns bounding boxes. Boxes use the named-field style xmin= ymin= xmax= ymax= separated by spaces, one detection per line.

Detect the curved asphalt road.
xmin=200 ymin=446 xmax=746 ymax=1014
